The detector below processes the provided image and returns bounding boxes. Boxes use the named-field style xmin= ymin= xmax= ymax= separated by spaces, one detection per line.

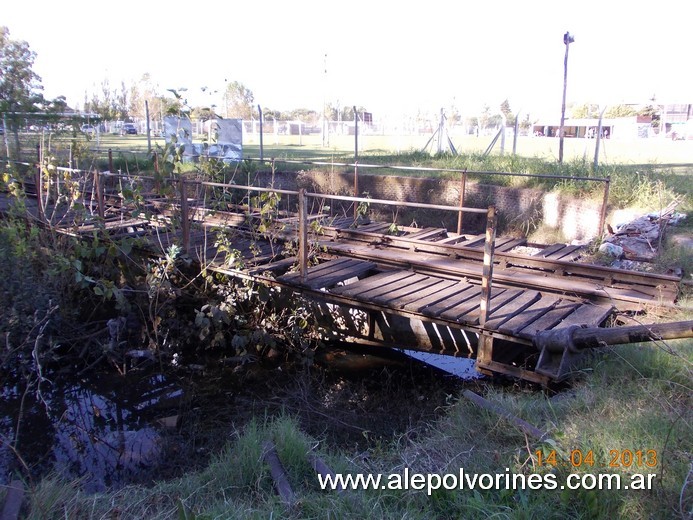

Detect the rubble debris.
xmin=599 ymin=242 xmax=624 ymax=258
xmin=603 ymin=200 xmax=685 ymax=262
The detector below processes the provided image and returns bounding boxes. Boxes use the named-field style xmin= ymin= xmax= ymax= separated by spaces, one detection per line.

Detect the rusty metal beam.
xmin=535 ymin=320 xmax=693 ymax=353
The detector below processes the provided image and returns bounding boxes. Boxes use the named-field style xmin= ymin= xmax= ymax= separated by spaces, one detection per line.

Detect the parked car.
xmin=122 ymin=123 xmax=137 ymax=135
xmin=80 ymin=124 xmax=96 ymax=135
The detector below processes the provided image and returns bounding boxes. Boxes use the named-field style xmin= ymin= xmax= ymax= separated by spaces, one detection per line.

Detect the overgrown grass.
xmin=20 ymin=334 xmax=691 ymax=519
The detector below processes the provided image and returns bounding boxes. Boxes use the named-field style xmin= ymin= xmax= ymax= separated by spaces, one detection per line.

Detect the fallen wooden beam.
xmin=1 ymin=479 xmax=25 ymax=520
xmin=462 ymin=390 xmax=549 ymax=440
xmin=262 ymin=441 xmax=296 ymax=507
xmin=308 ymin=454 xmax=346 ymax=494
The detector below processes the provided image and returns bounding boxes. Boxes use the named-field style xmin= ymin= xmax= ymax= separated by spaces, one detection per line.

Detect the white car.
xmin=81 ymin=124 xmax=96 ymax=135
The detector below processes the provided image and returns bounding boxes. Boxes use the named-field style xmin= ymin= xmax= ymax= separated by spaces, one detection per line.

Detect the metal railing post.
xmin=353 ymin=161 xmax=359 ymax=220
xmin=457 ymin=169 xmax=467 ymax=234
xmin=298 ymin=188 xmax=308 ymax=281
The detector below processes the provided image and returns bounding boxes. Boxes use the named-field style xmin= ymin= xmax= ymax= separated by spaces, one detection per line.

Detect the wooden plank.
xmin=322 ymin=242 xmax=673 ymax=309
xmin=517 ymin=300 xmax=581 ymax=339
xmin=323 ymin=216 xmax=355 ymax=229
xmin=495 ymin=238 xmax=527 ymax=252
xmin=402 ymin=280 xmax=473 ymax=313
xmin=491 ymin=237 xmax=516 ymax=250
xmin=440 ymin=288 xmax=507 ymax=322
xmin=458 ymin=235 xmax=487 ymax=248
xmin=262 ymin=441 xmax=296 ymax=507
xmin=331 ymin=270 xmax=411 ymax=297
xmin=406 ymin=228 xmax=447 ymax=241
xmin=284 ymin=259 xmax=376 ymax=289
xmin=390 ymin=278 xmax=459 ymax=310
xmin=548 ymin=244 xmax=582 ymax=260
xmin=533 ymin=243 xmax=566 ymax=258
xmin=462 ymin=390 xmax=548 ymax=440
xmin=551 ymin=303 xmax=614 ymax=329
xmin=499 ymin=294 xmax=561 ymax=335
xmin=280 ymin=258 xmax=353 ymax=283
xmin=483 ymin=290 xmax=542 ymax=330
xmin=340 ymin=272 xmax=422 ymax=300
xmin=356 ymin=222 xmax=391 ymax=233
xmin=370 ymin=274 xmax=442 ymax=305
xmin=386 ymin=278 xmax=457 ymax=308
xmin=247 ymin=256 xmax=298 ymax=275
xmin=468 ymin=288 xmax=524 ymax=323
xmin=435 ymin=234 xmax=467 ymax=245
xmin=421 ymin=285 xmax=480 ymax=318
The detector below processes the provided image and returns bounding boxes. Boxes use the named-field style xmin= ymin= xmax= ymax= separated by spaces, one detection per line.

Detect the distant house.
xmin=532 ymin=116 xmax=652 ymax=139
xmin=663 ymin=104 xmax=693 ymax=137
xmin=533 ymin=104 xmax=692 ymax=139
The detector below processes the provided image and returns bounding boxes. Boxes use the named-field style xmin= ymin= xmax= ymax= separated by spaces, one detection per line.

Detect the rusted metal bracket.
xmin=534 ymin=325 xmax=582 ymax=380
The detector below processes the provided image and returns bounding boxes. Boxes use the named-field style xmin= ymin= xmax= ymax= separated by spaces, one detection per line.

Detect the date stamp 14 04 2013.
xmin=535 ymin=449 xmax=657 ymax=470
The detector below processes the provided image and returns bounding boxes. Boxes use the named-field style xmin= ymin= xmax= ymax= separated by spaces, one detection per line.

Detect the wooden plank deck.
xmin=298 ymin=259 xmax=613 ymax=341
xmin=279 ymin=258 xmax=378 ymax=290
xmin=534 ymin=243 xmax=583 ymax=261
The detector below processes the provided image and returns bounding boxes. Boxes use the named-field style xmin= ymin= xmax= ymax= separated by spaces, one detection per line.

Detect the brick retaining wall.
xmin=256 ymin=170 xmax=602 ymax=241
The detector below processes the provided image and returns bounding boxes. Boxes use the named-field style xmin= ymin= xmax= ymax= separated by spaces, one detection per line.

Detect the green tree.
xmin=500 ymin=99 xmax=515 ymax=126
xmin=479 ymin=104 xmax=491 ymax=130
xmin=570 ymin=103 xmax=600 ymax=119
xmin=286 ymin=108 xmax=320 ymax=126
xmin=223 ymin=81 xmax=254 ymax=119
xmin=84 ymin=78 xmax=129 ymax=122
xmin=605 ymin=104 xmax=636 ymax=118
xmin=638 ymin=104 xmax=659 ymax=128
xmin=0 ymin=26 xmax=45 ymax=158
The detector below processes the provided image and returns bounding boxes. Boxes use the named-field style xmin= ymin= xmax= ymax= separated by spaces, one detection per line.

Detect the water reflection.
xmin=400 ymin=350 xmax=483 ymax=379
xmin=0 ymin=372 xmax=183 ymax=492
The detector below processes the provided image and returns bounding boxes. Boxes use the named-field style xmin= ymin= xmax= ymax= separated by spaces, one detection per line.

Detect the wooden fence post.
xmin=35 ymin=143 xmax=45 ymax=222
xmin=262 ymin=441 xmax=296 ymax=507
xmin=94 ymin=170 xmax=105 ymax=218
xmin=108 ymin=148 xmax=114 ymax=173
xmin=477 ymin=205 xmax=497 ymax=367
xmin=298 ymin=188 xmax=308 ymax=281
xmin=180 ymin=178 xmax=190 ymax=252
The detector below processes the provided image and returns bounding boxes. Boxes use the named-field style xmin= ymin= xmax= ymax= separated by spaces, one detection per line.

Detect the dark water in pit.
xmin=0 ymin=370 xmax=184 ymax=492
xmin=0 ymin=348 xmax=474 ymax=493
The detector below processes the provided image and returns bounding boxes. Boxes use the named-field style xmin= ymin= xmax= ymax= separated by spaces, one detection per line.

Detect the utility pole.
xmin=322 ymin=53 xmax=328 ymax=147
xmin=558 ymin=31 xmax=574 ymax=164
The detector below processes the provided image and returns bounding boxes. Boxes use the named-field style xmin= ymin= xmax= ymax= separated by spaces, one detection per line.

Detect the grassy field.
xmin=79 ymin=132 xmax=693 ymax=166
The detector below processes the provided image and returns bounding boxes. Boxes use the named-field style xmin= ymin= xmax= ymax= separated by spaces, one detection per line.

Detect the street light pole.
xmin=558 ymin=31 xmax=574 ymax=164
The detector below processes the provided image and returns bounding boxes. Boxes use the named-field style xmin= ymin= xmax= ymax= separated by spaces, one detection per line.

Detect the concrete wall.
xmin=256 ymin=170 xmax=603 ymax=241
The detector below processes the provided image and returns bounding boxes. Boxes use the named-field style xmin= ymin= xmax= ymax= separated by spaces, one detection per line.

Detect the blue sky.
xmin=4 ymin=0 xmax=691 ymax=120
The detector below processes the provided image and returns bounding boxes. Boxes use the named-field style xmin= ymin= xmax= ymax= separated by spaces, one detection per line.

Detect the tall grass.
xmin=24 ymin=333 xmax=691 ymax=519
